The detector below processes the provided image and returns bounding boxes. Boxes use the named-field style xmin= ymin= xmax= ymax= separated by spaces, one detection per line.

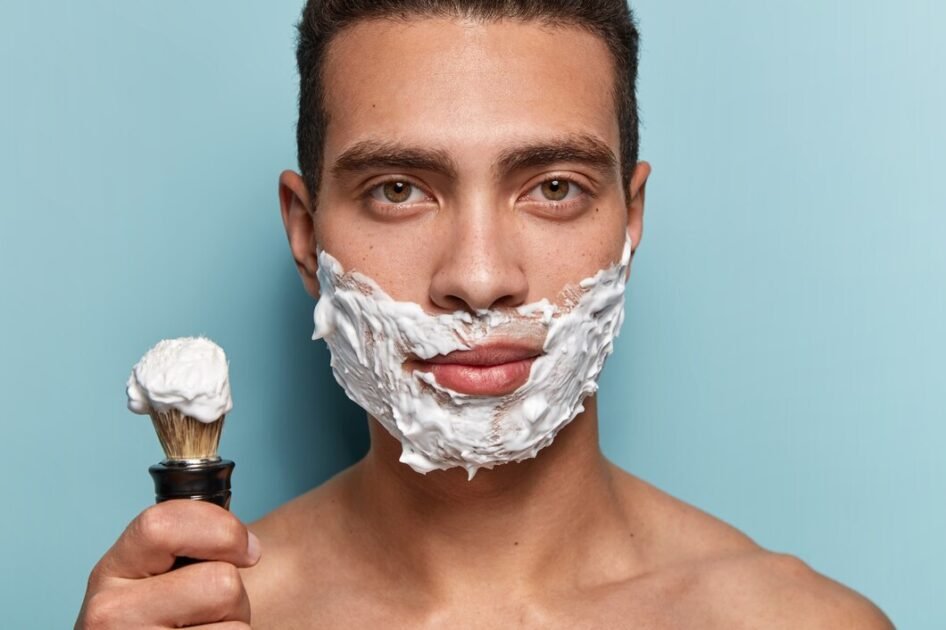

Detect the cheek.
xmin=316 ymin=219 xmax=438 ymax=305
xmin=584 ymin=207 xmax=629 ymax=271
xmin=519 ymin=209 xmax=628 ymax=299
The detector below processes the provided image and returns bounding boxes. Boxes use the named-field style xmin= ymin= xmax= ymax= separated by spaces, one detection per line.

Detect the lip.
xmin=408 ymin=343 xmax=542 ymax=396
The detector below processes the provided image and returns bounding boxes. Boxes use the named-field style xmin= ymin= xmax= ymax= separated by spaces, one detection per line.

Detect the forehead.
xmin=321 ymin=17 xmax=619 ymax=167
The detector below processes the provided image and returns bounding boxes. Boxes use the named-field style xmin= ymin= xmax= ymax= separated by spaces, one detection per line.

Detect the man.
xmin=77 ymin=1 xmax=894 ymax=627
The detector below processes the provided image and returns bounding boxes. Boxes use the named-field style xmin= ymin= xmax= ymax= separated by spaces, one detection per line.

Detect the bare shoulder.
xmin=239 ymin=467 xmax=355 ymax=604
xmin=696 ymin=549 xmax=894 ymax=629
xmin=246 ymin=468 xmax=348 ymax=549
xmin=610 ymin=468 xmax=893 ymax=628
xmin=610 ymin=467 xmax=764 ymax=563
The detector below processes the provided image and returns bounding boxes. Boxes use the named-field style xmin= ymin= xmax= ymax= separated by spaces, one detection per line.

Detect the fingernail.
xmin=246 ymin=531 xmax=262 ymax=564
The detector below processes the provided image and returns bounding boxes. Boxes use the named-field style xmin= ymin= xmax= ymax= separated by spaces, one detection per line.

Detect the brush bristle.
xmin=149 ymin=408 xmax=225 ymax=460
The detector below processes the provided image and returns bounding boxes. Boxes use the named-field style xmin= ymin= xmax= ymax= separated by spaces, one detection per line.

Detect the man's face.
xmin=281 ymin=17 xmax=649 ymax=471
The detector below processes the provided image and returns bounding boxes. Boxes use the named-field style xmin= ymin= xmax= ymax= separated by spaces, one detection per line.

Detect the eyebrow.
xmin=329 ymin=132 xmax=617 ymax=182
xmin=331 ymin=141 xmax=459 ymax=180
xmin=495 ymin=133 xmax=617 ymax=181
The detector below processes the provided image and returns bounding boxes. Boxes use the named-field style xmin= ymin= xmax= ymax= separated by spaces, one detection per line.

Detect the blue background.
xmin=1 ymin=1 xmax=942 ymax=627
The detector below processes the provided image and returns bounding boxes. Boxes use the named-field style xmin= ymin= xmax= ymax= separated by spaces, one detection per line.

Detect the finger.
xmin=153 ymin=561 xmax=252 ymax=627
xmin=97 ymin=500 xmax=261 ymax=579
xmin=104 ymin=561 xmax=252 ymax=627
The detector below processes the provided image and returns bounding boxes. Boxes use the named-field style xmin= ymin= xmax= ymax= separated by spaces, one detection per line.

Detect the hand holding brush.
xmin=75 ymin=337 xmax=261 ymax=629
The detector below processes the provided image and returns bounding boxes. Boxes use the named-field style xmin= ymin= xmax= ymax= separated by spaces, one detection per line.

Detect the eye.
xmin=521 ymin=176 xmax=588 ymax=205
xmin=367 ymin=179 xmax=429 ymax=205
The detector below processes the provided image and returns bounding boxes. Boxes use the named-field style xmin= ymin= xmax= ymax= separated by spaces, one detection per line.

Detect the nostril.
xmin=429 ymin=250 xmax=530 ymax=313
xmin=486 ymin=293 xmax=527 ymax=311
xmin=437 ymin=289 xmax=524 ymax=314
xmin=439 ymin=293 xmax=476 ymax=314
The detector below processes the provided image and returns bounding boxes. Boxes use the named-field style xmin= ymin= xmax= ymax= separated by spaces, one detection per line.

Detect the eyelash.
xmin=362 ymin=177 xmax=434 ymax=212
xmin=524 ymin=175 xmax=593 ymax=209
xmin=361 ymin=175 xmax=593 ymax=213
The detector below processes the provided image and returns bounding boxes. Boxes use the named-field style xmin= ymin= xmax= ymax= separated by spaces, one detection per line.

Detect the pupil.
xmin=542 ymin=179 xmax=568 ymax=201
xmin=384 ymin=181 xmax=410 ymax=203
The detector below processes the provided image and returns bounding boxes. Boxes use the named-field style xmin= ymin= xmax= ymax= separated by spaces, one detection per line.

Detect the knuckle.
xmin=86 ymin=562 xmax=106 ymax=590
xmin=133 ymin=504 xmax=173 ymax=544
xmin=772 ymin=552 xmax=812 ymax=577
xmin=80 ymin=591 xmax=122 ymax=629
xmin=207 ymin=561 xmax=244 ymax=601
xmin=197 ymin=562 xmax=246 ymax=619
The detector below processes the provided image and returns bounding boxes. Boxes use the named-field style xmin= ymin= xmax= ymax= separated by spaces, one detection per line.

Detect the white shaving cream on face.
xmin=126 ymin=336 xmax=233 ymax=423
xmin=312 ymin=237 xmax=632 ymax=479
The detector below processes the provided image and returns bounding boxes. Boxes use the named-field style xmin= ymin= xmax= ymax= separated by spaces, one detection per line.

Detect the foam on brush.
xmin=126 ymin=336 xmax=233 ymax=461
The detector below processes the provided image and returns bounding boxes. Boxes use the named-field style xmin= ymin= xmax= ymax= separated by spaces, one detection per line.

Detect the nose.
xmin=428 ymin=205 xmax=529 ymax=313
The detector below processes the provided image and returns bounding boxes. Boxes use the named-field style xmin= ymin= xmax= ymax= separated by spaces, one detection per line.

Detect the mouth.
xmin=406 ymin=343 xmax=542 ymax=396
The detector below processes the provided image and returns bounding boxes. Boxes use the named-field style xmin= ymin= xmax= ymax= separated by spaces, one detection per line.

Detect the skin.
xmin=76 ymin=16 xmax=894 ymax=630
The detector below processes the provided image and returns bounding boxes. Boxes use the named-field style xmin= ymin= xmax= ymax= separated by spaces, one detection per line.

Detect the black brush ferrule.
xmin=149 ymin=459 xmax=235 ymax=509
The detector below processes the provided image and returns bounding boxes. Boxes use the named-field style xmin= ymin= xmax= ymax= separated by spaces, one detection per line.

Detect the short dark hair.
xmin=294 ymin=0 xmax=640 ymax=209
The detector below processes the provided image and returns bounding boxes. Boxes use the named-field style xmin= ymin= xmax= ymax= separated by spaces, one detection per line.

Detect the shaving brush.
xmin=147 ymin=409 xmax=234 ymax=511
xmin=127 ymin=337 xmax=236 ymax=564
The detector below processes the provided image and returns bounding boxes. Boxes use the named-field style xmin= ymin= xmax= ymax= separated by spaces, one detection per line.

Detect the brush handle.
xmin=149 ymin=459 xmax=235 ymax=570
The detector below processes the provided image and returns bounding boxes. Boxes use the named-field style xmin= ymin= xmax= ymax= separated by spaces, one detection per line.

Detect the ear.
xmin=278 ymin=170 xmax=320 ymax=298
xmin=626 ymin=161 xmax=650 ymax=253
xmin=624 ymin=161 xmax=650 ymax=281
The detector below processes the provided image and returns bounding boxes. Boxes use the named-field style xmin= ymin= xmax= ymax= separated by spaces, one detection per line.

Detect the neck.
xmin=345 ymin=396 xmax=645 ymax=598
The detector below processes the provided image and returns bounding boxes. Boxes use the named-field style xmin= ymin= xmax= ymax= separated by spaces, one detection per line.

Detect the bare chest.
xmin=250 ymin=573 xmax=726 ymax=630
